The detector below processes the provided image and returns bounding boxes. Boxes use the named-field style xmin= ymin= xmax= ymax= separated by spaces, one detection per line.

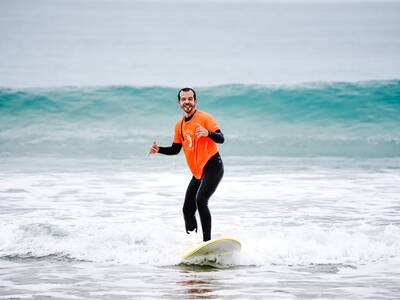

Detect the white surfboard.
xmin=182 ymin=236 xmax=241 ymax=261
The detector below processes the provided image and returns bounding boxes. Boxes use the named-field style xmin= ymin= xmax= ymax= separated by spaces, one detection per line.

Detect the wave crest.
xmin=1 ymin=80 xmax=399 ymax=158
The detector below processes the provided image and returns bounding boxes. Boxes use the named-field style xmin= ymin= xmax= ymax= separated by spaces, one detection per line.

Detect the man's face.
xmin=178 ymin=90 xmax=196 ymax=114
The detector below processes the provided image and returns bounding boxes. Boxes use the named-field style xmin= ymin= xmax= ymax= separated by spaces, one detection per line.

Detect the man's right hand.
xmin=148 ymin=141 xmax=159 ymax=155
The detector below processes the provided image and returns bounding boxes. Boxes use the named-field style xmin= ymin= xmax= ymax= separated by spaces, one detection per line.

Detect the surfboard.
xmin=182 ymin=236 xmax=241 ymax=261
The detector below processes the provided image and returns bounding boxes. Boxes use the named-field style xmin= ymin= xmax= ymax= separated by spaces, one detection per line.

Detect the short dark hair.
xmin=177 ymin=87 xmax=196 ymax=101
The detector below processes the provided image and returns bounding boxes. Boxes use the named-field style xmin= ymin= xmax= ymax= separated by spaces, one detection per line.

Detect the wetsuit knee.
xmin=195 ymin=191 xmax=209 ymax=209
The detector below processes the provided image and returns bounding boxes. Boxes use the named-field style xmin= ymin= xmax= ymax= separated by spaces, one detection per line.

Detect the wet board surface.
xmin=182 ymin=236 xmax=241 ymax=260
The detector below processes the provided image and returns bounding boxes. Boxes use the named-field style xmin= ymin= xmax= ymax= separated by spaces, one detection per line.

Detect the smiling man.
xmin=148 ymin=87 xmax=224 ymax=242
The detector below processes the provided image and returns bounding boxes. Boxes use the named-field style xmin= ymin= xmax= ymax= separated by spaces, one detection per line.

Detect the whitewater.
xmin=1 ymin=156 xmax=400 ymax=298
xmin=1 ymin=0 xmax=400 ymax=299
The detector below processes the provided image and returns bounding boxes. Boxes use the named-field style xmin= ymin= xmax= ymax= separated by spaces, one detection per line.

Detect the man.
xmin=148 ymin=87 xmax=224 ymax=242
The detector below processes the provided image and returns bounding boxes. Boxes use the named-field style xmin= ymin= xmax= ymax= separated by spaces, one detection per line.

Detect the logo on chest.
xmin=183 ymin=130 xmax=195 ymax=150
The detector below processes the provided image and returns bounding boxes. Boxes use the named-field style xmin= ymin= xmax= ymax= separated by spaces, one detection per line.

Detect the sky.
xmin=0 ymin=0 xmax=399 ymax=87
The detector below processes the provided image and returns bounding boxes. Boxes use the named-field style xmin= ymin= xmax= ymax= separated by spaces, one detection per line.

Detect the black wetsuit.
xmin=158 ymin=113 xmax=224 ymax=242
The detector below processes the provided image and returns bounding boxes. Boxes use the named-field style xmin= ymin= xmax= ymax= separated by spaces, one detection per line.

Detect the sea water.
xmin=1 ymin=83 xmax=399 ymax=299
xmin=1 ymin=0 xmax=400 ymax=299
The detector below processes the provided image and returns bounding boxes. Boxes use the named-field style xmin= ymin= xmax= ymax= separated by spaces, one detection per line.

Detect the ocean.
xmin=1 ymin=81 xmax=399 ymax=159
xmin=1 ymin=0 xmax=400 ymax=299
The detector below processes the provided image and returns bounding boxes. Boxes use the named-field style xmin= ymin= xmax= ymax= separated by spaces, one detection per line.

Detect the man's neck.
xmin=184 ymin=110 xmax=197 ymax=121
xmin=185 ymin=109 xmax=196 ymax=118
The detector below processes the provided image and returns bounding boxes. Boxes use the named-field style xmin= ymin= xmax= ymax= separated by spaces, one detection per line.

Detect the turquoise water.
xmin=1 ymin=80 xmax=399 ymax=158
xmin=1 ymin=81 xmax=400 ymax=299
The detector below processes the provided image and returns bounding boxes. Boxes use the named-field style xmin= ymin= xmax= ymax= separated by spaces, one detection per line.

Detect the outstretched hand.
xmin=196 ymin=123 xmax=208 ymax=138
xmin=148 ymin=141 xmax=159 ymax=155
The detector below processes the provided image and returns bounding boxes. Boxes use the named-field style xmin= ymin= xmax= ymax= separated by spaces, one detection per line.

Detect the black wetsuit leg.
xmin=182 ymin=153 xmax=224 ymax=242
xmin=183 ymin=177 xmax=200 ymax=234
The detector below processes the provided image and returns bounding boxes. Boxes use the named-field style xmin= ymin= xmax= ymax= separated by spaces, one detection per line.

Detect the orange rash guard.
xmin=173 ymin=110 xmax=220 ymax=179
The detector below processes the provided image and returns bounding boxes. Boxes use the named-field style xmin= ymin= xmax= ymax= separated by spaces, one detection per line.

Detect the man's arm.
xmin=208 ymin=129 xmax=224 ymax=144
xmin=158 ymin=143 xmax=182 ymax=155
xmin=196 ymin=123 xmax=225 ymax=144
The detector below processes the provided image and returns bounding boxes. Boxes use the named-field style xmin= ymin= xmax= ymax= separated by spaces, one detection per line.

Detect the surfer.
xmin=148 ymin=87 xmax=224 ymax=242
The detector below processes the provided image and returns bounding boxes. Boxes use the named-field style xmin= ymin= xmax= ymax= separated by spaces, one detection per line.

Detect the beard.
xmin=182 ymin=104 xmax=194 ymax=114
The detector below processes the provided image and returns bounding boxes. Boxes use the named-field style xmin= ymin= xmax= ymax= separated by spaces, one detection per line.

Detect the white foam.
xmin=1 ymin=217 xmax=399 ymax=267
xmin=1 ymin=158 xmax=399 ymax=268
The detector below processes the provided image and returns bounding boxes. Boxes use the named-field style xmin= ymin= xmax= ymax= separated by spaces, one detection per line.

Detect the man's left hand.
xmin=196 ymin=123 xmax=209 ymax=138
